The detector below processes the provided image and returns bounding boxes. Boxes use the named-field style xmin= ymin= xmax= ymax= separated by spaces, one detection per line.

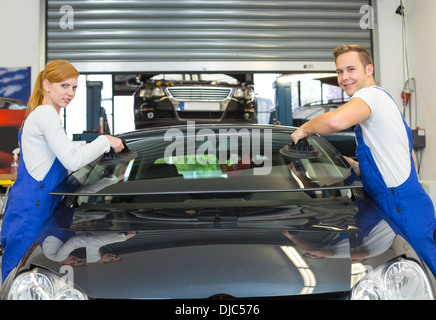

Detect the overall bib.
xmin=354 ymin=87 xmax=436 ymax=277
xmin=1 ymin=125 xmax=68 ymax=282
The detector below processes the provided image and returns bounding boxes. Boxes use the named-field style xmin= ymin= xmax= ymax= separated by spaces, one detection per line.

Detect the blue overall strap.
xmin=353 ymin=87 xmax=436 ymax=277
xmin=1 ymin=125 xmax=68 ymax=282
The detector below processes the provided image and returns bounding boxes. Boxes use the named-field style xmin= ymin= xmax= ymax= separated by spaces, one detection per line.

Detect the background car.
xmin=0 ymin=96 xmax=26 ymax=173
xmin=131 ymin=73 xmax=257 ymax=128
xmin=292 ymin=101 xmax=356 ymax=158
xmin=1 ymin=124 xmax=434 ymax=301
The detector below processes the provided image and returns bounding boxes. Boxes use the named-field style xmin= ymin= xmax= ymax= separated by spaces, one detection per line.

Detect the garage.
xmin=1 ymin=0 xmax=436 ymax=303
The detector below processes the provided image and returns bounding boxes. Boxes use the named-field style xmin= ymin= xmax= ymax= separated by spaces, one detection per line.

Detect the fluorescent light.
xmin=276 ymin=73 xmax=337 ymax=84
xmin=281 ymin=246 xmax=317 ymax=293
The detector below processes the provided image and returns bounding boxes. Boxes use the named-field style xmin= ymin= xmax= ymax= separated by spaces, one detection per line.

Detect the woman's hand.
xmin=104 ymin=135 xmax=124 ymax=153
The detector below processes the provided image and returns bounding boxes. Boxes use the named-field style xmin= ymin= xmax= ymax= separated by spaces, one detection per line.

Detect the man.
xmin=292 ymin=44 xmax=436 ymax=276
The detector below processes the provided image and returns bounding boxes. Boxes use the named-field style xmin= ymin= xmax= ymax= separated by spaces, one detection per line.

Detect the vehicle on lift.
xmin=131 ymin=73 xmax=257 ymax=129
xmin=1 ymin=124 xmax=434 ymax=300
xmin=292 ymin=100 xmax=356 ymax=158
xmin=0 ymin=96 xmax=26 ymax=173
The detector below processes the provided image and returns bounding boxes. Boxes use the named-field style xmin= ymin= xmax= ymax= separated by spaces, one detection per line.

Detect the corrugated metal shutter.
xmin=46 ymin=0 xmax=372 ymax=73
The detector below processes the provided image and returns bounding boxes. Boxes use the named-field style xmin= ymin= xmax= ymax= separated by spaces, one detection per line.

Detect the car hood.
xmin=27 ymin=193 xmax=399 ymax=299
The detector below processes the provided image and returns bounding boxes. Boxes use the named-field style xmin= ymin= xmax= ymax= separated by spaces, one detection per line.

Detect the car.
xmin=292 ymin=101 xmax=356 ymax=158
xmin=0 ymin=96 xmax=26 ymax=173
xmin=0 ymin=123 xmax=435 ymax=301
xmin=131 ymin=73 xmax=257 ymax=129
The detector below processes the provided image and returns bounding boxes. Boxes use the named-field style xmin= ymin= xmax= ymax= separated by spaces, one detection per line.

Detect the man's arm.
xmin=291 ymin=97 xmax=371 ymax=143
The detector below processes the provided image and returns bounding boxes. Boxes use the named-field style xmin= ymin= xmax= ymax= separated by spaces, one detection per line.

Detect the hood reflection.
xmin=36 ymin=194 xmax=398 ymax=298
xmin=280 ymin=197 xmax=396 ymax=294
xmin=41 ymin=207 xmax=136 ymax=265
xmin=282 ymin=198 xmax=395 ymax=262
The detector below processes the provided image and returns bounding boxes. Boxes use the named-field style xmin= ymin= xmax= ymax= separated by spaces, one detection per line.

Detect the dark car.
xmin=132 ymin=73 xmax=257 ymax=129
xmin=292 ymin=101 xmax=356 ymax=158
xmin=1 ymin=124 xmax=434 ymax=301
xmin=0 ymin=97 xmax=26 ymax=173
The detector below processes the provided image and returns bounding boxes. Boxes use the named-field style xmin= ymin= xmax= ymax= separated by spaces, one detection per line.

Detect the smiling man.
xmin=292 ymin=44 xmax=436 ymax=277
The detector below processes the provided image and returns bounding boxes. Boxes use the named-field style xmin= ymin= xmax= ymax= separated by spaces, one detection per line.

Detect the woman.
xmin=1 ymin=60 xmax=124 ymax=282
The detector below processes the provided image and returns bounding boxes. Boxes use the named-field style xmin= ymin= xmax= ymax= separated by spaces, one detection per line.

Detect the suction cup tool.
xmin=99 ymin=139 xmax=138 ymax=166
xmin=280 ymin=138 xmax=321 ymax=159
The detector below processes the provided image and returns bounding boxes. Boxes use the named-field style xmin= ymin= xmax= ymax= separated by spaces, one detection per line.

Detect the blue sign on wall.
xmin=0 ymin=67 xmax=31 ymax=102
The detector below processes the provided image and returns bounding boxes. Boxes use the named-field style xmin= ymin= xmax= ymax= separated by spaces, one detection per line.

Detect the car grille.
xmin=166 ymin=87 xmax=232 ymax=101
xmin=177 ymin=111 xmax=223 ymax=119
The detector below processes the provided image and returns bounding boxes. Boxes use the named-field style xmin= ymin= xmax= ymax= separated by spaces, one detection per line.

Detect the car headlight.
xmin=152 ymin=87 xmax=165 ymax=97
xmin=140 ymin=86 xmax=165 ymax=98
xmin=244 ymin=88 xmax=254 ymax=100
xmin=233 ymin=87 xmax=253 ymax=99
xmin=6 ymin=269 xmax=87 ymax=300
xmin=351 ymin=259 xmax=434 ymax=300
xmin=140 ymin=87 xmax=153 ymax=98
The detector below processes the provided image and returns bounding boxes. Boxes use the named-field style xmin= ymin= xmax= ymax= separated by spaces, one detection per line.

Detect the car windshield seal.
xmin=51 ymin=182 xmax=362 ymax=196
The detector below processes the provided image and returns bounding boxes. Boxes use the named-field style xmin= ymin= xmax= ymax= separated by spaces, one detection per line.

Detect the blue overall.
xmin=1 ymin=125 xmax=68 ymax=282
xmin=354 ymin=87 xmax=436 ymax=276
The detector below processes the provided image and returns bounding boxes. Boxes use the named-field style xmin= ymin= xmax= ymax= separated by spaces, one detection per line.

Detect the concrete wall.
xmin=0 ymin=0 xmax=42 ymax=88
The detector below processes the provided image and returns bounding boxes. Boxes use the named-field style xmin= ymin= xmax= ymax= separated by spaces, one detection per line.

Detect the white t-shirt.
xmin=42 ymin=232 xmax=127 ymax=263
xmin=21 ymin=104 xmax=111 ymax=181
xmin=352 ymin=86 xmax=411 ymax=188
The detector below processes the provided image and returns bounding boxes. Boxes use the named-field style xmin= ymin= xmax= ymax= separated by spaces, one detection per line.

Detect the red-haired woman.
xmin=1 ymin=60 xmax=124 ymax=282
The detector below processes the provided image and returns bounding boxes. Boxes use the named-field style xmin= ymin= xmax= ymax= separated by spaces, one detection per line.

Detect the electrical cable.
xmin=397 ymin=2 xmax=423 ymax=177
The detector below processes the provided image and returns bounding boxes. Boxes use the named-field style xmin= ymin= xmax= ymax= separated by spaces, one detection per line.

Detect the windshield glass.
xmin=53 ymin=126 xmax=360 ymax=207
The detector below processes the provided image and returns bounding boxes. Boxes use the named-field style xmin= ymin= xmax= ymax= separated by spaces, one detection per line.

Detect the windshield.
xmin=53 ymin=126 xmax=360 ymax=208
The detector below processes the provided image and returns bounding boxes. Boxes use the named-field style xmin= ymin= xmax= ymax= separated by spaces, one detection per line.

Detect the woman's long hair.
xmin=26 ymin=60 xmax=80 ymax=117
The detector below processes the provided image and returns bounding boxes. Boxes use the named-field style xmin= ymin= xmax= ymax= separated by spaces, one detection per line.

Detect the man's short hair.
xmin=333 ymin=44 xmax=374 ymax=67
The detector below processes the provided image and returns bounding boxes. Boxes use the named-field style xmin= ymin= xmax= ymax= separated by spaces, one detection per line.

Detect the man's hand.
xmin=291 ymin=127 xmax=310 ymax=144
xmin=343 ymin=156 xmax=360 ymax=176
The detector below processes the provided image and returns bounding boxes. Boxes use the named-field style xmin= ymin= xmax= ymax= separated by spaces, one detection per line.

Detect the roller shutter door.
xmin=46 ymin=0 xmax=373 ymax=73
